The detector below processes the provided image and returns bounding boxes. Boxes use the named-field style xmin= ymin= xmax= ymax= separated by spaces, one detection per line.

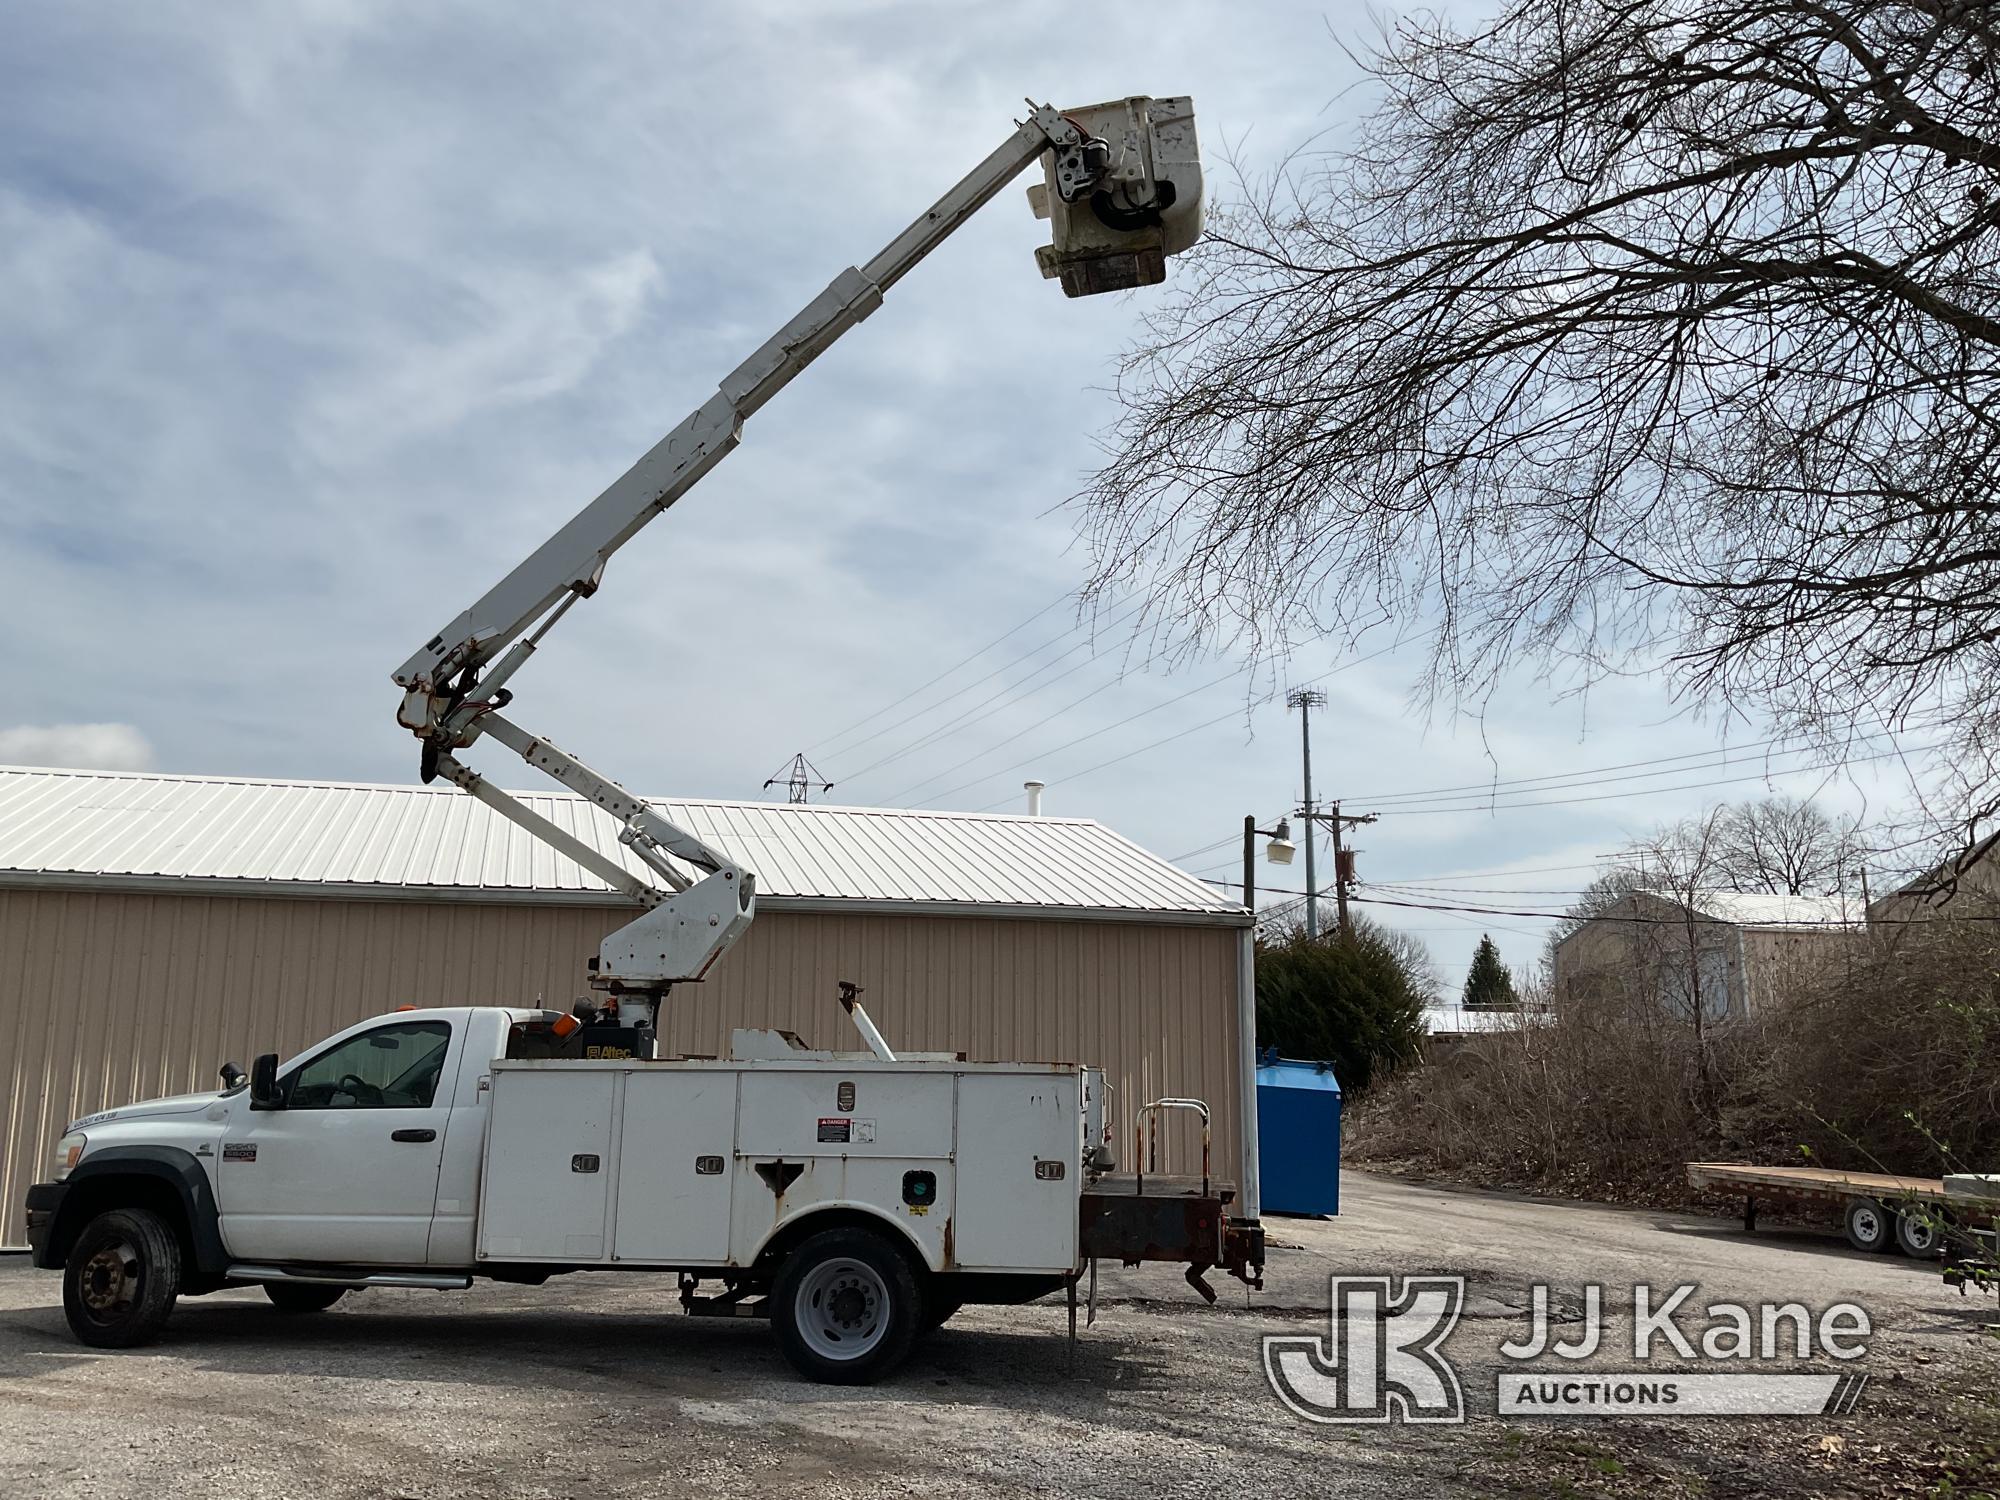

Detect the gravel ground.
xmin=2 ymin=1171 xmax=1994 ymax=1499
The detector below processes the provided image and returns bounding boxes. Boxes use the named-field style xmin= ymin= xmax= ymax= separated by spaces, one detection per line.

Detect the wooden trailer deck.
xmin=1687 ymin=1161 xmax=1997 ymax=1259
xmin=1688 ymin=1162 xmax=1958 ymax=1204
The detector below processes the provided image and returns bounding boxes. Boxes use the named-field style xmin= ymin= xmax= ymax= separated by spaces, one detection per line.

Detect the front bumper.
xmin=24 ymin=1180 xmax=66 ymax=1268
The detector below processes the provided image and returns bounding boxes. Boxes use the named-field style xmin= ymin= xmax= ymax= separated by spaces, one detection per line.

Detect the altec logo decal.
xmin=1263 ymin=1276 xmax=1466 ymax=1424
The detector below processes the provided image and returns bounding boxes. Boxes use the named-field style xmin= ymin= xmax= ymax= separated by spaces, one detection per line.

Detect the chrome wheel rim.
xmin=795 ymin=1256 xmax=889 ymax=1362
xmin=79 ymin=1239 xmax=141 ymax=1321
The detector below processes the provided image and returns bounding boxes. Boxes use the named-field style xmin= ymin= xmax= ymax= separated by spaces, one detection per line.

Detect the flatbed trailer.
xmin=1686 ymin=1161 xmax=1998 ymax=1260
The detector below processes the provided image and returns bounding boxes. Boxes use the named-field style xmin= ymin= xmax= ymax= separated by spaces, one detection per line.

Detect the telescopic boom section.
xmin=390 ymin=97 xmax=1203 ymax=1023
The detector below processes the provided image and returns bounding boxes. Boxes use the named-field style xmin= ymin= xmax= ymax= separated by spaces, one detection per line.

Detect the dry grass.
xmin=1347 ymin=916 xmax=2000 ymax=1201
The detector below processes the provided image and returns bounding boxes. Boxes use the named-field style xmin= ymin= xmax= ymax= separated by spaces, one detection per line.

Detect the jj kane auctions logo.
xmin=1265 ymin=1277 xmax=1872 ymax=1423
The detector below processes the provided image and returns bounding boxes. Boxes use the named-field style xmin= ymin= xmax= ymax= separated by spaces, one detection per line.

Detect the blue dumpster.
xmin=1256 ymin=1050 xmax=1342 ymax=1216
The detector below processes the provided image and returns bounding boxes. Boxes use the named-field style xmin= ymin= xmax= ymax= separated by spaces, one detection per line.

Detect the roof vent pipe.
xmin=1024 ymin=780 xmax=1045 ymax=815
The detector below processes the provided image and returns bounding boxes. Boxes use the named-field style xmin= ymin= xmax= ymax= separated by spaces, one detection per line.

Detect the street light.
xmin=1243 ymin=816 xmax=1297 ymax=910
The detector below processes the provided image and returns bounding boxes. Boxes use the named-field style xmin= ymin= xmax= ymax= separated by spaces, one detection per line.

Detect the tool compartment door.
xmin=612 ymin=1071 xmax=739 ymax=1263
xmin=953 ymin=1072 xmax=1081 ymax=1271
xmin=478 ymin=1068 xmax=615 ymax=1261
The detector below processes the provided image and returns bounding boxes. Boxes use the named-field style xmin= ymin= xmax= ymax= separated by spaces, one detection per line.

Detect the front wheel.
xmin=1844 ymin=1198 xmax=1894 ymax=1254
xmin=63 ymin=1207 xmax=182 ymax=1348
xmin=772 ymin=1228 xmax=921 ymax=1384
xmin=264 ymin=1283 xmax=346 ymax=1313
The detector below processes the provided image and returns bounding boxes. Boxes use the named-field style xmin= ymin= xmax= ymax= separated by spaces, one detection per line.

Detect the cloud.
xmin=6 ymin=1 xmax=1930 ymax=994
xmin=0 ymin=722 xmax=155 ymax=771
xmin=304 ymin=249 xmax=664 ymax=461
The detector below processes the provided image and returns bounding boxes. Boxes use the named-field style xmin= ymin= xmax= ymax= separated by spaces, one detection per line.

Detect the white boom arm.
xmin=391 ymin=97 xmax=1202 ymax=1022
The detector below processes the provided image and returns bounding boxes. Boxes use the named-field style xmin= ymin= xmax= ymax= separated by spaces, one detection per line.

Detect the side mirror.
xmin=249 ymin=1053 xmax=284 ymax=1110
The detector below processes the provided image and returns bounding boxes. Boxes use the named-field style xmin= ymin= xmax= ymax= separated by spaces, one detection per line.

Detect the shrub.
xmin=1256 ymin=918 xmax=1428 ymax=1094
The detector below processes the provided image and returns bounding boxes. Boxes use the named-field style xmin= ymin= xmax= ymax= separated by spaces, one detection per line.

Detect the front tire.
xmin=63 ymin=1207 xmax=182 ymax=1348
xmin=772 ymin=1228 xmax=921 ymax=1385
xmin=264 ymin=1283 xmax=346 ymax=1313
xmin=1844 ymin=1198 xmax=1894 ymax=1254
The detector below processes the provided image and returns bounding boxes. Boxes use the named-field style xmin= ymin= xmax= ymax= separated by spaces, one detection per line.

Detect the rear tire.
xmin=264 ymin=1283 xmax=347 ymax=1313
xmin=772 ymin=1228 xmax=921 ymax=1385
xmin=1895 ymin=1205 xmax=1945 ymax=1259
xmin=63 ymin=1207 xmax=182 ymax=1348
xmin=1844 ymin=1198 xmax=1894 ymax=1254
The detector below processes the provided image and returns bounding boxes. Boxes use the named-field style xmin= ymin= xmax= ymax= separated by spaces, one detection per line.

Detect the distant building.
xmin=1550 ymin=890 xmax=1860 ymax=1022
xmin=1423 ymin=1003 xmax=1541 ymax=1039
xmin=1866 ymin=832 xmax=2000 ymax=925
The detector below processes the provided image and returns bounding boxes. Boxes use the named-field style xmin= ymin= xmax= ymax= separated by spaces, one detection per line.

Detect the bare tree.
xmin=1713 ymin=795 xmax=1864 ymax=893
xmin=1080 ymin=0 xmax=2000 ymax=832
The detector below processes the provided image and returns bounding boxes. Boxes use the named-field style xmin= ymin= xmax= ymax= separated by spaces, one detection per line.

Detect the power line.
xmin=840 ymin=635 xmax=1118 ymax=785
xmin=1371 ymin=881 xmax=1601 ymax=897
xmin=1347 ymin=892 xmax=1891 ymax=926
xmin=1372 ymin=742 xmax=1934 ymax=816
xmin=962 ymin=632 xmax=1431 ymax=813
xmin=806 ymin=588 xmax=1075 ymax=756
xmin=1170 ymin=833 xmax=1250 ymax=865
xmin=1358 ymin=731 xmax=1921 ymax=811
xmin=1346 ymin=861 xmax=1614 ymax=883
xmin=830 ymin=594 xmax=1155 ymax=782
xmin=894 ymin=655 xmax=1262 ymax=807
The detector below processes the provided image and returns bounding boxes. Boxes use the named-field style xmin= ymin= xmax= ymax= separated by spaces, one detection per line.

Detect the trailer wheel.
xmin=63 ymin=1207 xmax=182 ymax=1348
xmin=264 ymin=1283 xmax=347 ymax=1313
xmin=772 ymin=1227 xmax=920 ymax=1384
xmin=1843 ymin=1198 xmax=1894 ymax=1254
xmin=1894 ymin=1205 xmax=1945 ymax=1259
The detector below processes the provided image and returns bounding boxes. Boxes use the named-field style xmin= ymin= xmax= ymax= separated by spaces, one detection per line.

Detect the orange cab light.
xmin=395 ymin=1003 xmax=418 ymax=1012
xmin=550 ymin=1013 xmax=581 ymax=1038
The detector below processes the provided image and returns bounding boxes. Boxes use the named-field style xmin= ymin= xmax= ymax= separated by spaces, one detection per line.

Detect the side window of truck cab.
xmin=286 ymin=1020 xmax=453 ymax=1109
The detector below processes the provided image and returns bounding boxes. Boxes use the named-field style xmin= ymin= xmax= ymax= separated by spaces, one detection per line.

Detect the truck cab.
xmin=30 ymin=1007 xmax=519 ymax=1280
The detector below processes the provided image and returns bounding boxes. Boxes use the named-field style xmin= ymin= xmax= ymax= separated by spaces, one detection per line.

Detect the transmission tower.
xmin=764 ymin=752 xmax=834 ymax=805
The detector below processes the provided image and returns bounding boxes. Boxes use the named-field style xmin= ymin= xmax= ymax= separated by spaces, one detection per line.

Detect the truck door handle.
xmin=391 ymin=1128 xmax=437 ymax=1143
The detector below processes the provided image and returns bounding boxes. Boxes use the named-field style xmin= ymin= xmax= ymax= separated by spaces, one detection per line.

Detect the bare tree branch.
xmin=1079 ymin=0 xmax=2000 ymax=842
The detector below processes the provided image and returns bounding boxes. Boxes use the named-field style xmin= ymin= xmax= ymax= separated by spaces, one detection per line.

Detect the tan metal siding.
xmin=0 ymin=890 xmax=1239 ymax=1250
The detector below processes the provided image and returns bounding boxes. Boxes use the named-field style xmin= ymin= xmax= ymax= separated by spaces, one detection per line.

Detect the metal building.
xmin=0 ymin=767 xmax=1253 ymax=1248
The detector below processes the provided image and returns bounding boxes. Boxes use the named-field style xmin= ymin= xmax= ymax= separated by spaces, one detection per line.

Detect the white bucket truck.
xmin=24 ymin=95 xmax=1264 ymax=1383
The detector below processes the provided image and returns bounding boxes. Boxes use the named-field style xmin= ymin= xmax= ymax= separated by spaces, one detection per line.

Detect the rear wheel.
xmin=1844 ymin=1198 xmax=1894 ymax=1254
xmin=264 ymin=1283 xmax=347 ymax=1313
xmin=772 ymin=1228 xmax=920 ymax=1384
xmin=1895 ymin=1205 xmax=1945 ymax=1259
xmin=63 ymin=1207 xmax=182 ymax=1348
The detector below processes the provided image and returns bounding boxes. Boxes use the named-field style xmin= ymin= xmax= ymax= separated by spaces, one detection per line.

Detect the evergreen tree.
xmin=1462 ymin=935 xmax=1518 ymax=1011
xmin=1255 ymin=918 xmax=1429 ymax=1092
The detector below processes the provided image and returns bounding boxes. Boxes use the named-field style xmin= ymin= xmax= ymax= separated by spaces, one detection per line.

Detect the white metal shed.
xmin=0 ymin=767 xmax=1254 ymax=1247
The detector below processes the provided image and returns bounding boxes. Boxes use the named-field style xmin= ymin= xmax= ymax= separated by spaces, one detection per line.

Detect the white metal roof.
xmin=1679 ymin=890 xmax=1863 ymax=928
xmin=1423 ymin=1005 xmax=1554 ymax=1036
xmin=0 ymin=765 xmax=1243 ymax=925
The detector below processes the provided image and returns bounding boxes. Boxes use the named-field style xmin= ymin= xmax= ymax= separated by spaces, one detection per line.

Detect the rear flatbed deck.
xmin=1686 ymin=1161 xmax=1998 ymax=1258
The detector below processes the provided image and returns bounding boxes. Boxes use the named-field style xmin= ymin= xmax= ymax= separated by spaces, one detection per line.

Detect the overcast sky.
xmin=0 ymin=3 xmax=1937 ymax=995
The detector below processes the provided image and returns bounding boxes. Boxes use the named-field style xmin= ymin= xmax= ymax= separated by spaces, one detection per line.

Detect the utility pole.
xmin=1323 ymin=799 xmax=1377 ymax=932
xmin=763 ymin=752 xmax=833 ymax=805
xmin=1286 ymin=688 xmax=1327 ymax=938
